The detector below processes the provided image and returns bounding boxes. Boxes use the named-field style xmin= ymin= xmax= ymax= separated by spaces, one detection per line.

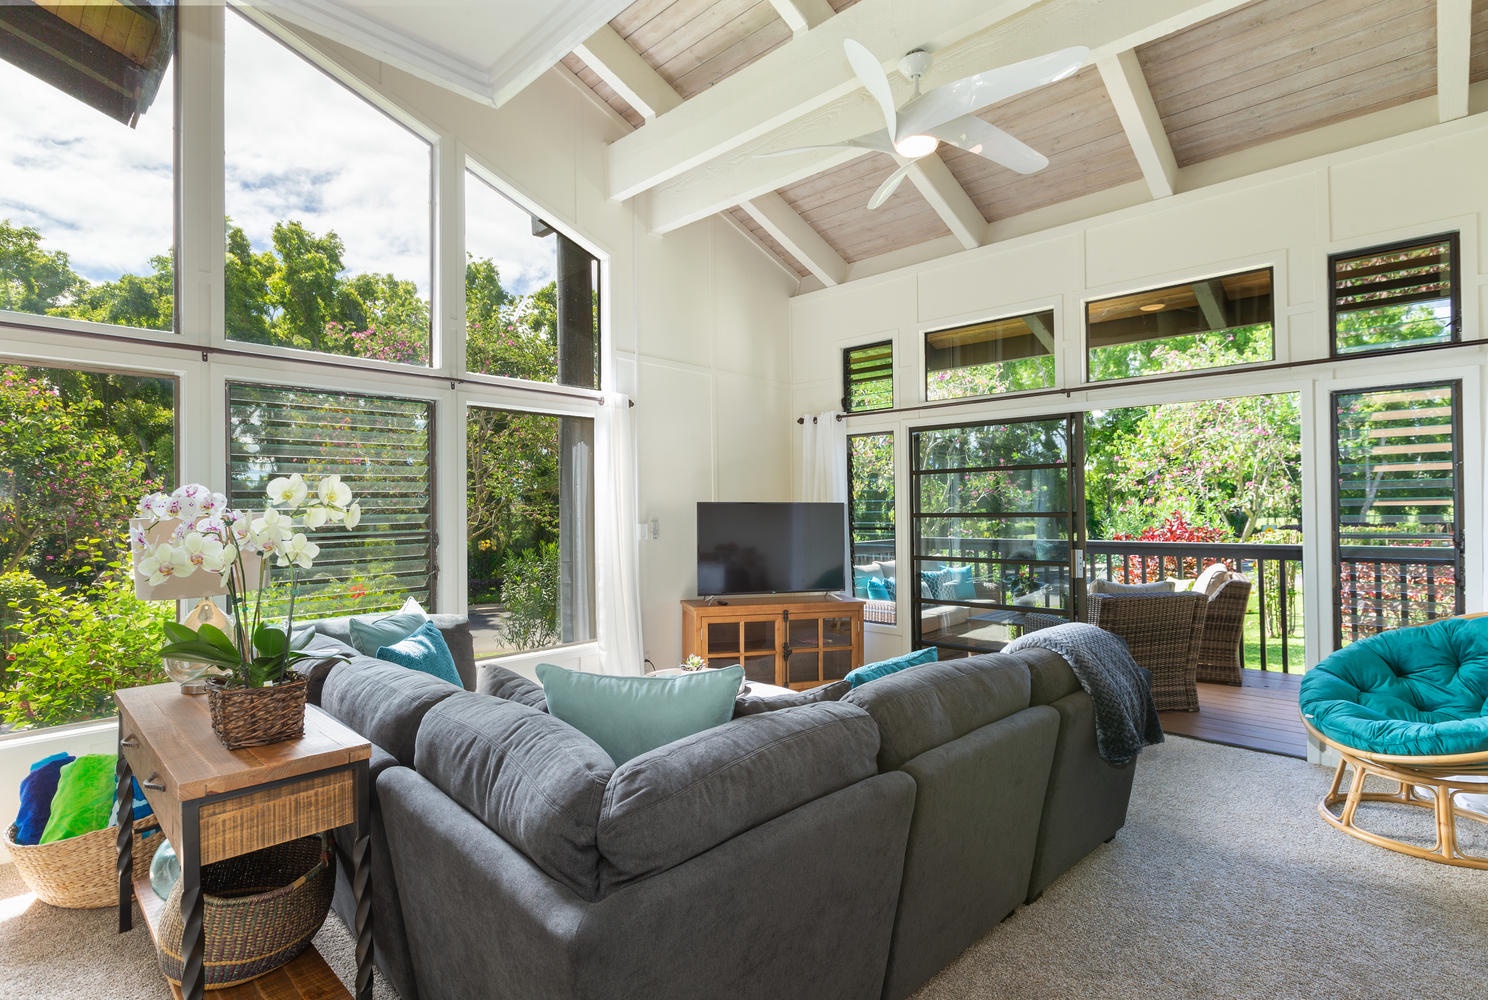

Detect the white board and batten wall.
xmin=790 ymin=112 xmax=1488 ymax=667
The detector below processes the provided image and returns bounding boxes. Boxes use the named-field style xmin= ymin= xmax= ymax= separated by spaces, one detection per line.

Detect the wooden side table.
xmin=114 ymin=683 xmax=372 ymax=1000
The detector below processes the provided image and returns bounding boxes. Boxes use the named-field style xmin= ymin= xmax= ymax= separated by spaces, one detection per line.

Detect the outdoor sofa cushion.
xmin=1299 ymin=614 xmax=1488 ymax=757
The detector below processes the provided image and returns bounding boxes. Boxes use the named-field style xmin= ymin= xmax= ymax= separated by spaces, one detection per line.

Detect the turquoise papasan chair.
xmin=1299 ymin=612 xmax=1488 ymax=869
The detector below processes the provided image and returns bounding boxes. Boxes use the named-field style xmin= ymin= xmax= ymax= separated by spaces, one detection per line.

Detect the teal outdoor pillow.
xmin=866 ymin=577 xmax=892 ymax=601
xmin=844 ymin=646 xmax=938 ymax=688
xmin=377 ymin=621 xmax=463 ymax=688
xmin=350 ymin=600 xmax=428 ymax=656
xmin=536 ymin=663 xmax=744 ymax=765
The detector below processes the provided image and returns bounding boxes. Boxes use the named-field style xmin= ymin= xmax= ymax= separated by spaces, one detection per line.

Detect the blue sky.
xmin=0 ymin=11 xmax=555 ymax=303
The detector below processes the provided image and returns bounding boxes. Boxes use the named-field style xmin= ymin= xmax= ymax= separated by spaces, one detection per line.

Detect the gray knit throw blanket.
xmin=1004 ymin=622 xmax=1164 ymax=765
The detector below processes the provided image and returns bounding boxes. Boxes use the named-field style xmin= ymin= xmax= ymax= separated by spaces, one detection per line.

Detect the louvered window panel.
xmin=1331 ymin=234 xmax=1458 ymax=356
xmin=843 ymin=341 xmax=893 ymax=412
xmin=228 ymin=383 xmax=434 ymax=618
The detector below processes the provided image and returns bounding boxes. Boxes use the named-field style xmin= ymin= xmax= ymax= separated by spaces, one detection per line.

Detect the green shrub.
xmin=1 ymin=568 xmax=171 ymax=730
xmin=498 ymin=542 xmax=559 ymax=652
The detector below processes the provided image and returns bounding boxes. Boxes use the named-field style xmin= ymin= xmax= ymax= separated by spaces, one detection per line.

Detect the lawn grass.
xmin=1240 ymin=590 xmax=1307 ymax=674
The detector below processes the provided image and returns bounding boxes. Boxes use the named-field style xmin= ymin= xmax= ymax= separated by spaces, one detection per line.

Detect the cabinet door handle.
xmin=120 ymin=736 xmax=139 ymax=749
xmin=141 ymin=774 xmax=165 ymax=792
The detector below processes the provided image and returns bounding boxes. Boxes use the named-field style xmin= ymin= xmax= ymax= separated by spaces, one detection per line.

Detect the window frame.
xmin=842 ymin=340 xmax=894 ymax=413
xmin=923 ymin=307 xmax=1058 ymax=403
xmin=1328 ymin=232 xmax=1461 ymax=360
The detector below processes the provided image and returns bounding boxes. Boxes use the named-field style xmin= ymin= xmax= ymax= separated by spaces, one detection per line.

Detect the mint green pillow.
xmin=536 ymin=663 xmax=744 ymax=765
xmin=350 ymin=603 xmax=428 ymax=656
xmin=843 ymin=646 xmax=938 ymax=688
xmin=39 ymin=754 xmax=117 ymax=843
xmin=377 ymin=621 xmax=462 ymax=688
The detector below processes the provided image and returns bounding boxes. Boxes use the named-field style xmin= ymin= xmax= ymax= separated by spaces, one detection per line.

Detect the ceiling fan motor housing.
xmin=898 ymin=48 xmax=932 ymax=83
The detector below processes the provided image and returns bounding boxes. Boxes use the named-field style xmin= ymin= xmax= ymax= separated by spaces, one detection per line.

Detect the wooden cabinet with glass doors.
xmin=680 ymin=596 xmax=864 ymax=690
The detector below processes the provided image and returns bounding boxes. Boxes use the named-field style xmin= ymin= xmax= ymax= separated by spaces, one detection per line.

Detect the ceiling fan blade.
xmin=897 ymin=45 xmax=1090 ymax=139
xmin=867 ymin=159 xmax=917 ymax=211
xmin=928 ymin=116 xmax=1048 ymax=174
xmin=843 ymin=39 xmax=898 ymax=140
xmin=753 ymin=132 xmax=896 ymax=158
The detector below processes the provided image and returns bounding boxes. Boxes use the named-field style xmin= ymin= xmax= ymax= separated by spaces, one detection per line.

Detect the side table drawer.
xmin=199 ymin=770 xmax=355 ymax=865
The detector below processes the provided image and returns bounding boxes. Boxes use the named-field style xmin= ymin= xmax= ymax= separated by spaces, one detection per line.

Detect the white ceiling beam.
xmin=739 ymin=193 xmax=848 ymax=287
xmin=906 ymin=155 xmax=986 ymax=250
xmin=1437 ymin=0 xmax=1473 ymax=123
xmin=573 ymin=24 xmax=681 ymax=121
xmin=1024 ymin=313 xmax=1056 ymax=353
xmin=1193 ymin=280 xmax=1228 ymax=331
xmin=639 ymin=0 xmax=1262 ymax=231
xmin=769 ymin=0 xmax=835 ymax=35
xmin=1096 ymin=49 xmax=1178 ymax=200
xmin=608 ymin=0 xmax=1049 ymax=202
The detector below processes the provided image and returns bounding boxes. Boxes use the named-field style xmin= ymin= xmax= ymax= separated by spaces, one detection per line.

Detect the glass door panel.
xmin=1333 ymin=382 xmax=1462 ymax=646
xmin=911 ymin=415 xmax=1081 ymax=654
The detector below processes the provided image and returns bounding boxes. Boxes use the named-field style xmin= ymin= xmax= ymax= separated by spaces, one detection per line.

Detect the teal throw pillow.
xmin=947 ymin=566 xmax=977 ymax=600
xmin=866 ymin=577 xmax=892 ymax=601
xmin=537 ymin=663 xmax=745 ymax=765
xmin=376 ymin=621 xmax=463 ymax=687
xmin=349 ymin=601 xmax=428 ymax=656
xmin=843 ymin=646 xmax=938 ymax=688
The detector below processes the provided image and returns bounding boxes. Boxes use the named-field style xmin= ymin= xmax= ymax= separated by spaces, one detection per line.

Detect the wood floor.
xmin=1159 ymin=669 xmax=1307 ymax=759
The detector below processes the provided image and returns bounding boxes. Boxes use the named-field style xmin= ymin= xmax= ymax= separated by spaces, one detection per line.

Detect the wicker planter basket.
xmin=3 ymin=816 xmax=164 ymax=909
xmin=157 ymin=834 xmax=335 ymax=989
xmin=206 ymin=678 xmax=307 ymax=749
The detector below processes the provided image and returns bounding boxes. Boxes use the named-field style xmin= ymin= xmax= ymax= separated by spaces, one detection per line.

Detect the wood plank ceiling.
xmin=557 ymin=0 xmax=1488 ymax=291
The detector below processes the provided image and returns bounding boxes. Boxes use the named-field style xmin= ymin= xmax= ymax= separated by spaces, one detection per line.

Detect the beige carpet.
xmin=2 ymin=736 xmax=1485 ymax=1000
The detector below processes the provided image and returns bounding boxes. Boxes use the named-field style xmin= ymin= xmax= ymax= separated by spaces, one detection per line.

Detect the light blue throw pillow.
xmin=376 ymin=621 xmax=462 ymax=687
xmin=866 ymin=577 xmax=892 ymax=601
xmin=349 ymin=602 xmax=428 ymax=655
xmin=536 ymin=663 xmax=745 ymax=765
xmin=843 ymin=646 xmax=938 ymax=688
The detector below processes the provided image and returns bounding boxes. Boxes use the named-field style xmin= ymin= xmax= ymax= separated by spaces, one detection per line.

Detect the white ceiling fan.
xmin=762 ymin=40 xmax=1090 ymax=210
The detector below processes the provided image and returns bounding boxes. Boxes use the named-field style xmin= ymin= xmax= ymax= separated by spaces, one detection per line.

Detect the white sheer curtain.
xmin=596 ymin=391 xmax=644 ymax=674
xmin=799 ymin=410 xmax=847 ymax=502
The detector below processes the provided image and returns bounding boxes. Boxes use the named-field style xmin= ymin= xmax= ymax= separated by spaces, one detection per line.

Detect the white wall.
xmin=792 ymin=112 xmax=1488 ymax=664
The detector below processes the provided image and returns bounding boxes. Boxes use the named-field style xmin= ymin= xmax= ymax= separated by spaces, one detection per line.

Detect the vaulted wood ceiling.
xmin=552 ymin=0 xmax=1488 ymax=292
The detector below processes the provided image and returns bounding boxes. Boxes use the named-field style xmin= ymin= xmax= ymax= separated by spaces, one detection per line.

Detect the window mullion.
xmin=175 ymin=1 xmax=225 ymax=347
xmin=434 ymin=134 xmax=466 ymax=376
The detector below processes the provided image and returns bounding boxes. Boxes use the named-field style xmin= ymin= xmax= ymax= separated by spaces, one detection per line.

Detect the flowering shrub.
xmin=1110 ymin=511 xmax=1231 ymax=582
xmin=132 ymin=475 xmax=362 ymax=687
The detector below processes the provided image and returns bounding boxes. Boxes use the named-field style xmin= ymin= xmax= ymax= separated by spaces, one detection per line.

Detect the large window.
xmin=224 ymin=11 xmax=433 ymax=362
xmin=926 ymin=310 xmax=1055 ymax=401
xmin=1086 ymin=268 xmax=1273 ymax=382
xmin=848 ymin=432 xmax=895 ymax=624
xmin=467 ymin=407 xmax=595 ymax=656
xmin=228 ymin=384 xmax=434 ymax=617
xmin=0 ymin=3 xmax=175 ymax=331
xmin=0 ymin=363 xmax=176 ymax=732
xmin=1331 ymin=234 xmax=1458 ymax=356
xmin=466 ymin=166 xmax=599 ymax=387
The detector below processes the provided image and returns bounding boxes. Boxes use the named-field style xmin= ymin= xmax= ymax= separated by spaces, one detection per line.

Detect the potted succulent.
xmin=131 ymin=475 xmax=361 ymax=748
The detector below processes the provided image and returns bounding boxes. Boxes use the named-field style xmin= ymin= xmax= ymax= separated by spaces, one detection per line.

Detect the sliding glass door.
xmin=911 ymin=415 xmax=1082 ymax=654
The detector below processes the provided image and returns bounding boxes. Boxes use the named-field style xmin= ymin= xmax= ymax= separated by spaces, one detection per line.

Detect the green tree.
xmin=267 ymin=220 xmax=346 ymax=352
xmin=0 ymin=220 xmax=79 ymax=314
xmin=226 ymin=221 xmax=276 ymax=343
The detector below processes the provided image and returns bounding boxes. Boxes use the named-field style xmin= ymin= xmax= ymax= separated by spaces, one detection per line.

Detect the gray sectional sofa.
xmin=297 ymin=618 xmax=1140 ymax=1000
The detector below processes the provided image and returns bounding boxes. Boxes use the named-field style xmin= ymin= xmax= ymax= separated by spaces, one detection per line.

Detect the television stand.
xmin=681 ymin=595 xmax=864 ymax=690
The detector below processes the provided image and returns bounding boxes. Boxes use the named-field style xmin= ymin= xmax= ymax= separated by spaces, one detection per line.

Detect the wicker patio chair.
xmin=1196 ymin=574 xmax=1252 ymax=686
xmin=1088 ymin=592 xmax=1208 ymax=712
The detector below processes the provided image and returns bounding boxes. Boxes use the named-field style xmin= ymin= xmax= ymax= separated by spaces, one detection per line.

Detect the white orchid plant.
xmin=132 ymin=474 xmax=362 ymax=688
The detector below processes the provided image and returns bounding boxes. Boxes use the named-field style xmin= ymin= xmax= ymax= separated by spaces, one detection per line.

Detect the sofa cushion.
xmin=320 ymin=658 xmax=460 ymax=766
xmin=733 ymin=679 xmax=850 ymax=716
xmin=376 ymin=621 xmax=463 ymax=687
xmin=303 ymin=604 xmax=476 ymax=690
xmin=844 ymin=655 xmax=1032 ymax=770
xmin=537 ymin=663 xmax=744 ymax=765
xmin=596 ymin=701 xmax=880 ymax=895
xmin=844 ymin=646 xmax=938 ymax=688
xmin=476 ymin=663 xmax=548 ymax=709
xmin=414 ymin=691 xmax=613 ymax=901
xmin=1089 ymin=578 xmax=1176 ymax=595
xmin=293 ymin=634 xmax=359 ymax=705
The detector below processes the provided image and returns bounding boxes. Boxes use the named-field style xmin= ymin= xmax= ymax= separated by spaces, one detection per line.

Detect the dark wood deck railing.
xmin=1087 ymin=540 xmax=1304 ymax=673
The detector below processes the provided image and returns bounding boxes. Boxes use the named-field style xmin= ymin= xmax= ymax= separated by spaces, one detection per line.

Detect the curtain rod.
xmin=795 ymin=412 xmax=846 ymax=424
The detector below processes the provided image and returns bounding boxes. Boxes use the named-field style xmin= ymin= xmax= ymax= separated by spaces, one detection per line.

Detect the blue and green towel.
xmin=12 ymin=752 xmax=154 ymax=846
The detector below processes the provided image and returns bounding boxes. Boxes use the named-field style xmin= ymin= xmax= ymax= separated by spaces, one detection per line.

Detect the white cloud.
xmin=0 ymin=11 xmax=556 ymax=303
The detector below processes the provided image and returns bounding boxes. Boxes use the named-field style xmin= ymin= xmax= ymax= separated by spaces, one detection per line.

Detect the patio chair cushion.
xmin=1299 ymin=615 xmax=1488 ymax=757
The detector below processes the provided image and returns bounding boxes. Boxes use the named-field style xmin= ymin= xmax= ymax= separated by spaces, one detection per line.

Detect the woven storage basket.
xmin=3 ymin=816 xmax=164 ymax=909
xmin=206 ymin=678 xmax=307 ymax=749
xmin=157 ymin=833 xmax=335 ymax=989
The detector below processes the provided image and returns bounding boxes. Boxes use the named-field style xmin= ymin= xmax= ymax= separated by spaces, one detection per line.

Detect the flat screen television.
xmin=696 ymin=501 xmax=846 ymax=596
